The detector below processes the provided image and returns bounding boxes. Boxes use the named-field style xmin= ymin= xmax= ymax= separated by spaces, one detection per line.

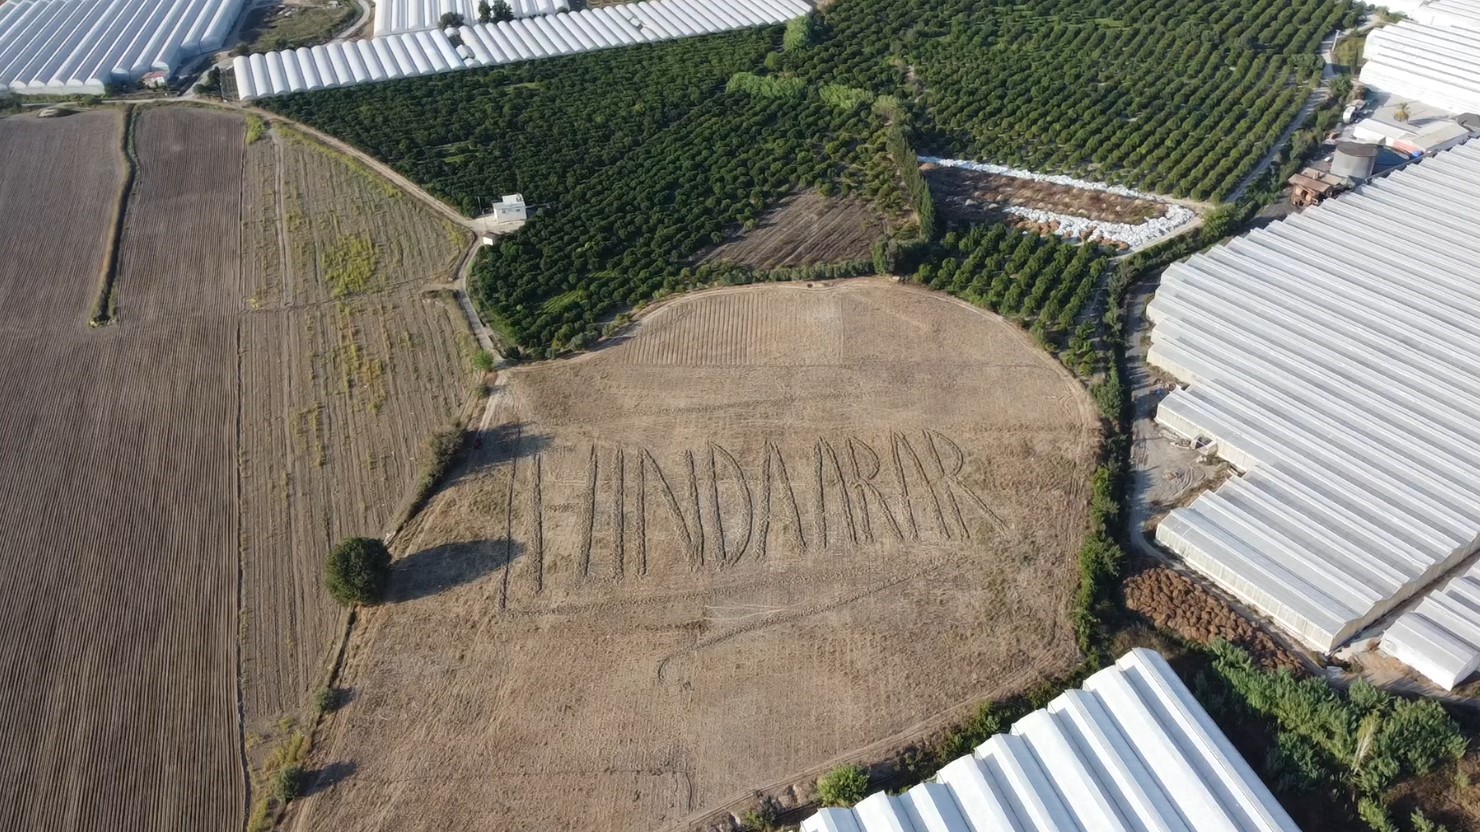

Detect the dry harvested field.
xmin=290 ymin=279 xmax=1099 ymax=832
xmin=923 ymin=163 xmax=1164 ymax=225
xmin=699 ymin=190 xmax=890 ymax=269
xmin=0 ymin=106 xmax=472 ymax=832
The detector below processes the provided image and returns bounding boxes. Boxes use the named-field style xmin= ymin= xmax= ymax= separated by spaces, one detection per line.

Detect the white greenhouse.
xmin=235 ymin=0 xmax=812 ymax=100
xmin=0 ymin=0 xmax=246 ymax=95
xmin=801 ymin=649 xmax=1299 ymax=832
xmin=1360 ymin=20 xmax=1480 ymax=114
xmin=1380 ymin=560 xmax=1480 ymax=690
xmin=1147 ymin=142 xmax=1480 ymax=655
xmin=1368 ymin=0 xmax=1480 ymax=30
xmin=374 ymin=0 xmax=571 ymax=35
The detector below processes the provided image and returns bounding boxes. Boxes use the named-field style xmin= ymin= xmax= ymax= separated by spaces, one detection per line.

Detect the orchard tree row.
xmin=266 ymin=31 xmax=912 ymax=354
xmin=778 ymin=0 xmax=1356 ymax=200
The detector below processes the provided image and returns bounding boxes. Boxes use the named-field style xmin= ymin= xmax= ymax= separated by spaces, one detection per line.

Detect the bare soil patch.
xmin=1124 ymin=560 xmax=1305 ymax=674
xmin=0 ymin=107 xmax=244 ymax=832
xmin=698 ymin=190 xmax=889 ymax=269
xmin=924 ymin=163 xmax=1164 ymax=226
xmin=288 ymin=279 xmax=1099 ymax=832
xmin=0 ymin=107 xmax=473 ymax=831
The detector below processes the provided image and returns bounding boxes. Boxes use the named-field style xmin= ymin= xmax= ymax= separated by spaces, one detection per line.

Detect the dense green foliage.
xmin=816 ymin=764 xmax=870 ymax=807
xmin=915 ymin=224 xmax=1109 ymax=343
xmin=778 ymin=0 xmax=1356 ymax=200
xmin=1198 ymin=641 xmax=1468 ymax=829
xmin=270 ymin=32 xmax=912 ymax=354
xmin=324 ymin=537 xmax=391 ymax=607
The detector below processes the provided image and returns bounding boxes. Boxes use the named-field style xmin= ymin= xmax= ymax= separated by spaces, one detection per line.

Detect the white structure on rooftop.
xmin=1381 ymin=560 xmax=1480 ymax=690
xmin=236 ymin=0 xmax=812 ymax=101
xmin=0 ymin=0 xmax=246 ymax=95
xmin=801 ymin=649 xmax=1299 ymax=832
xmin=1147 ymin=142 xmax=1480 ymax=654
xmin=374 ymin=0 xmax=571 ymax=35
xmin=1360 ymin=19 xmax=1480 ymax=114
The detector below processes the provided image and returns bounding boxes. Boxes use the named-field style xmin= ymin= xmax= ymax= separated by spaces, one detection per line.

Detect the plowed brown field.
xmin=0 ymin=107 xmax=473 ymax=832
xmin=699 ymin=190 xmax=890 ymax=269
xmin=289 ymin=279 xmax=1099 ymax=832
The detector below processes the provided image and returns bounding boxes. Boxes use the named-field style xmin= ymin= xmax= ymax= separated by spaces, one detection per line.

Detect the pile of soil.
xmin=1124 ymin=563 xmax=1304 ymax=673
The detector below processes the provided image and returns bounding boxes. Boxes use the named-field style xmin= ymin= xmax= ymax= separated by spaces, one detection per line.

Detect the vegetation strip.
xmin=90 ymin=104 xmax=139 ymax=327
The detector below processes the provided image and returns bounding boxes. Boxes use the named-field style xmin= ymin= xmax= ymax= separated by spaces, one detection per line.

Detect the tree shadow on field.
xmin=387 ymin=538 xmax=525 ymax=603
xmin=303 ymin=761 xmax=357 ymax=797
xmin=452 ymin=422 xmax=551 ymax=483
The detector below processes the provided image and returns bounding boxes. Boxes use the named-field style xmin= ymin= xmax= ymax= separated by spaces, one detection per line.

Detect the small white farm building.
xmin=491 ymin=193 xmax=526 ymax=224
xmin=0 ymin=0 xmax=246 ymax=95
xmin=1147 ymin=142 xmax=1480 ymax=655
xmin=801 ymin=650 xmax=1299 ymax=832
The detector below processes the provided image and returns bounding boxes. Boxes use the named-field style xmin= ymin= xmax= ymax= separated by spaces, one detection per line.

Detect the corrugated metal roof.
xmin=1381 ymin=560 xmax=1480 ymax=689
xmin=1360 ymin=20 xmax=1480 ymax=114
xmin=1146 ymin=142 xmax=1480 ymax=653
xmin=236 ymin=0 xmax=813 ymax=101
xmin=800 ymin=649 xmax=1299 ymax=832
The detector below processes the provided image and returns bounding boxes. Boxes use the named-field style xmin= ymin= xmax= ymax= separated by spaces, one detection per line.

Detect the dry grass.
xmin=288 ymin=279 xmax=1099 ymax=832
xmin=699 ymin=190 xmax=889 ymax=270
xmin=0 ymin=106 xmax=476 ymax=832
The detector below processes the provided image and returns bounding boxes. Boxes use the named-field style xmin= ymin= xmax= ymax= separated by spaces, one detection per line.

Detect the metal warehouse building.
xmin=802 ymin=650 xmax=1299 ymax=832
xmin=0 ymin=0 xmax=245 ymax=95
xmin=236 ymin=0 xmax=811 ymax=101
xmin=1147 ymin=142 xmax=1480 ymax=656
xmin=1360 ymin=19 xmax=1480 ymax=114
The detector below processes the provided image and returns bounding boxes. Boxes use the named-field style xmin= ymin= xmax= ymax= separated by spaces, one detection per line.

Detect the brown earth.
xmin=1124 ymin=560 xmax=1305 ymax=674
xmin=286 ymin=278 xmax=1100 ymax=832
xmin=699 ymin=190 xmax=889 ymax=270
xmin=0 ymin=107 xmax=473 ymax=831
xmin=924 ymin=164 xmax=1165 ymax=226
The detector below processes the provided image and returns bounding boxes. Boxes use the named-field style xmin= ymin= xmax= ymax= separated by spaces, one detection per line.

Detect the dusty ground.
xmin=699 ymin=190 xmax=889 ymax=270
xmin=238 ymin=121 xmax=473 ymax=731
xmin=924 ymin=164 xmax=1164 ymax=226
xmin=0 ymin=107 xmax=473 ymax=831
xmin=287 ymin=279 xmax=1099 ymax=832
xmin=0 ymin=107 xmax=243 ymax=832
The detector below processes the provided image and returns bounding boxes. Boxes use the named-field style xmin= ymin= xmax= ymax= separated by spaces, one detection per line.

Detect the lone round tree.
xmin=324 ymin=537 xmax=391 ymax=607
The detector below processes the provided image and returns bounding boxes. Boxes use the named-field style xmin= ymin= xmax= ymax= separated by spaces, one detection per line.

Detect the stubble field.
xmin=290 ymin=279 xmax=1100 ymax=832
xmin=0 ymin=106 xmax=473 ymax=832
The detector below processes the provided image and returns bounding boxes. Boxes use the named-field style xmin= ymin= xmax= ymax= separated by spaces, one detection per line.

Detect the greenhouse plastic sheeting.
xmin=1361 ymin=19 xmax=1480 ymax=113
xmin=374 ymin=0 xmax=572 ymax=36
xmin=0 ymin=0 xmax=245 ymax=94
xmin=1381 ymin=560 xmax=1480 ymax=689
xmin=235 ymin=0 xmax=813 ymax=101
xmin=801 ymin=650 xmax=1299 ymax=832
xmin=1147 ymin=143 xmax=1480 ymax=654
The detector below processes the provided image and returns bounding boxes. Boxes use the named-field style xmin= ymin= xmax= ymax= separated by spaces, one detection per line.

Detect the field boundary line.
xmin=88 ymin=104 xmax=138 ymax=327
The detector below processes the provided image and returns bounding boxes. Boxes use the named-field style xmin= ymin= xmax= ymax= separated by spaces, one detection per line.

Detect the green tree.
xmin=816 ymin=764 xmax=869 ymax=807
xmin=439 ymin=11 xmax=465 ymax=28
xmin=324 ymin=537 xmax=391 ymax=607
xmin=492 ymin=0 xmax=513 ymax=23
xmin=477 ymin=0 xmax=493 ymax=23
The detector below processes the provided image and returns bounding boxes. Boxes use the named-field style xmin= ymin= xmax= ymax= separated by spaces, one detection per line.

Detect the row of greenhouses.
xmin=803 ymin=650 xmax=1298 ymax=832
xmin=374 ymin=0 xmax=569 ymax=36
xmin=236 ymin=0 xmax=811 ymax=100
xmin=0 ymin=0 xmax=243 ymax=94
xmin=1146 ymin=143 xmax=1480 ymax=676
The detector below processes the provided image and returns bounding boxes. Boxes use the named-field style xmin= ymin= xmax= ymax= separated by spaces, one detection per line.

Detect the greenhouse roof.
xmin=801 ymin=649 xmax=1298 ymax=832
xmin=1360 ymin=20 xmax=1480 ymax=114
xmin=1381 ymin=559 xmax=1480 ymax=690
xmin=237 ymin=0 xmax=811 ymax=101
xmin=1146 ymin=142 xmax=1480 ymax=654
